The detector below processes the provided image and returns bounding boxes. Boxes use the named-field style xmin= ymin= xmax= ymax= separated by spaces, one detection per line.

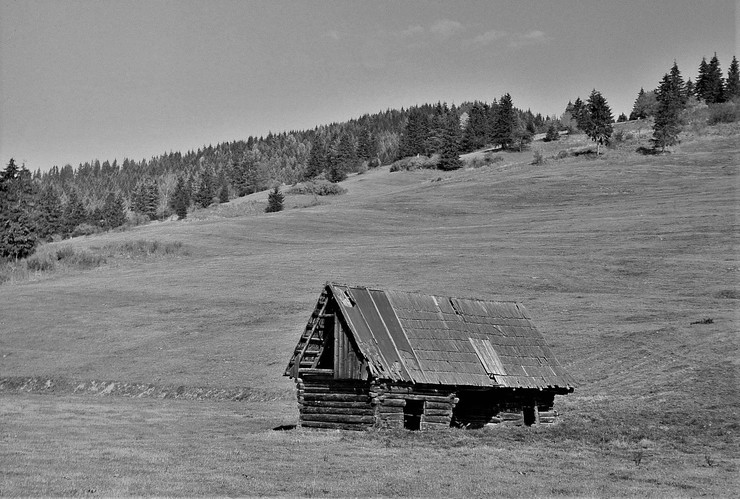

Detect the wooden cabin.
xmin=285 ymin=283 xmax=576 ymax=431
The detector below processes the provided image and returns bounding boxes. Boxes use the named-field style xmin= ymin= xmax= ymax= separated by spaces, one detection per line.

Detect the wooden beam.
xmin=301 ymin=414 xmax=375 ymax=424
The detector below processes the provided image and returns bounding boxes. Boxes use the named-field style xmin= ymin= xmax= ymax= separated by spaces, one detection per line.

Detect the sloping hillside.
xmin=1 ymin=127 xmax=738 ymax=494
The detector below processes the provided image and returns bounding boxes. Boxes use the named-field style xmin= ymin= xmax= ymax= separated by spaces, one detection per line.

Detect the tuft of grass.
xmin=100 ymin=240 xmax=190 ymax=258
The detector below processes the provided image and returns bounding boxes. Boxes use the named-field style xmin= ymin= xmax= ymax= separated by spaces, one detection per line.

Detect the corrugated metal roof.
xmin=328 ymin=283 xmax=576 ymax=390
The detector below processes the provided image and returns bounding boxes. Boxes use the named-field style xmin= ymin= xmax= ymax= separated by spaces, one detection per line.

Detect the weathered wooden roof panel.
xmin=304 ymin=283 xmax=576 ymax=390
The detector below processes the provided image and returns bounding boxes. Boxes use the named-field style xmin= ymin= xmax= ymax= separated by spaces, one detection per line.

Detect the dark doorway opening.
xmin=404 ymin=400 xmax=424 ymax=430
xmin=523 ymin=406 xmax=536 ymax=426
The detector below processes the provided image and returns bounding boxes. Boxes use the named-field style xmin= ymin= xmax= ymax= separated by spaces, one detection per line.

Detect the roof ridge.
xmin=326 ymin=281 xmax=521 ymax=305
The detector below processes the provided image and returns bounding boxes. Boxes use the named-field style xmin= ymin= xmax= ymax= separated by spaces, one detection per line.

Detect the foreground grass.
xmin=1 ymin=393 xmax=736 ymax=497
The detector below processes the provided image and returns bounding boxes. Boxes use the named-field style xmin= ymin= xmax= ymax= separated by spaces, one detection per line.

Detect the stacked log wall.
xmin=296 ymin=377 xmax=375 ymax=430
xmin=373 ymin=383 xmax=457 ymax=430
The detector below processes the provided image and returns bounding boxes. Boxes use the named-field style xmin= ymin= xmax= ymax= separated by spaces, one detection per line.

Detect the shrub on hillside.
xmin=464 ymin=153 xmax=504 ymax=168
xmin=287 ymin=180 xmax=347 ymax=196
xmin=531 ymin=150 xmax=546 ymax=165
xmin=707 ymin=101 xmax=740 ymax=124
xmin=390 ymin=155 xmax=438 ymax=172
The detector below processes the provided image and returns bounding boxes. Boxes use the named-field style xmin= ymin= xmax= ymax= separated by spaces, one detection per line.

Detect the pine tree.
xmin=492 ymin=93 xmax=517 ymax=150
xmin=132 ymin=179 xmax=159 ymax=219
xmin=170 ymin=176 xmax=189 ymax=220
xmin=726 ymin=56 xmax=740 ymax=100
xmin=265 ymin=186 xmax=284 ymax=213
xmin=617 ymin=113 xmax=628 ymax=122
xmin=218 ymin=183 xmax=229 ymax=204
xmin=437 ymin=112 xmax=463 ymax=171
xmin=696 ymin=57 xmax=710 ymax=102
xmin=194 ymin=167 xmax=214 ymax=208
xmin=34 ymin=185 xmax=63 ymax=241
xmin=544 ymin=123 xmax=560 ymax=141
xmin=572 ymin=97 xmax=589 ymax=130
xmin=336 ymin=133 xmax=357 ymax=172
xmin=305 ymin=137 xmax=327 ymax=179
xmin=669 ymin=61 xmax=688 ymax=108
xmin=582 ymin=89 xmax=614 ymax=155
xmin=101 ymin=192 xmax=126 ymax=229
xmin=461 ymin=102 xmax=490 ymax=152
xmin=0 ymin=159 xmax=38 ymax=259
xmin=706 ymin=53 xmax=725 ymax=103
xmin=652 ymin=71 xmax=684 ymax=152
xmin=63 ymin=189 xmax=86 ymax=236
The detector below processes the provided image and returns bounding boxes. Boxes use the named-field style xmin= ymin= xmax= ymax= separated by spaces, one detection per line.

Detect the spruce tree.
xmin=696 ymin=57 xmax=710 ymax=102
xmin=544 ymin=123 xmax=560 ymax=141
xmin=437 ymin=112 xmax=463 ymax=171
xmin=194 ymin=167 xmax=214 ymax=208
xmin=265 ymin=186 xmax=284 ymax=213
xmin=652 ymin=72 xmax=684 ymax=152
xmin=170 ymin=176 xmax=189 ymax=220
xmin=706 ymin=53 xmax=725 ymax=103
xmin=492 ymin=93 xmax=517 ymax=150
xmin=63 ymin=189 xmax=86 ymax=236
xmin=582 ymin=89 xmax=614 ymax=155
xmin=0 ymin=159 xmax=38 ymax=259
xmin=305 ymin=137 xmax=327 ymax=179
xmin=726 ymin=56 xmax=740 ymax=100
xmin=572 ymin=97 xmax=588 ymax=130
xmin=102 ymin=192 xmax=126 ymax=229
xmin=218 ymin=183 xmax=229 ymax=204
xmin=35 ymin=185 xmax=63 ymax=241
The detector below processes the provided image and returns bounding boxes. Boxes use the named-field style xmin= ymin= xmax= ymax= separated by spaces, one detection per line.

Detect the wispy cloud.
xmin=398 ymin=19 xmax=464 ymax=41
xmin=429 ymin=19 xmax=463 ymax=39
xmin=324 ymin=30 xmax=341 ymax=41
xmin=467 ymin=28 xmax=551 ymax=48
xmin=400 ymin=25 xmax=425 ymax=38
xmin=471 ymin=29 xmax=508 ymax=45
xmin=509 ymin=30 xmax=550 ymax=48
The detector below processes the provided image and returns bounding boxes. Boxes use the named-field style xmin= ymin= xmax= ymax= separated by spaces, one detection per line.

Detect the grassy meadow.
xmin=1 ymin=125 xmax=738 ymax=496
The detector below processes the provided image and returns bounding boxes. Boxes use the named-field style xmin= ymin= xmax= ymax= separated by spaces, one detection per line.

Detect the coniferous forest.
xmin=1 ymin=53 xmax=739 ymax=260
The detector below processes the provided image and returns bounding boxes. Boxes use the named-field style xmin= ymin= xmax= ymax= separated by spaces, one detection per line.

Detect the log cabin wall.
xmin=373 ymin=383 xmax=458 ymax=430
xmin=296 ymin=376 xmax=375 ymax=430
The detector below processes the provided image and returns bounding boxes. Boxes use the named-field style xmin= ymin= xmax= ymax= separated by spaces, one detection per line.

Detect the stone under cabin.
xmin=285 ymin=282 xmax=576 ymax=430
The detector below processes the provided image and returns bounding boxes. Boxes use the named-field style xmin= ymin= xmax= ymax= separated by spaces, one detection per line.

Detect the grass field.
xmin=1 ymin=126 xmax=738 ymax=496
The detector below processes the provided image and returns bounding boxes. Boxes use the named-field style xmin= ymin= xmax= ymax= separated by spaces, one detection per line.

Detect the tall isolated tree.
xmin=492 ymin=93 xmax=517 ymax=150
xmin=582 ymin=89 xmax=614 ymax=155
xmin=652 ymin=65 xmax=687 ymax=152
xmin=265 ymin=186 xmax=284 ymax=213
xmin=725 ymin=55 xmax=740 ymax=100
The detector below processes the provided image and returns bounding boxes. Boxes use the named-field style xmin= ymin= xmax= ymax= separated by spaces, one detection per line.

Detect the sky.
xmin=1 ymin=0 xmax=737 ymax=171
